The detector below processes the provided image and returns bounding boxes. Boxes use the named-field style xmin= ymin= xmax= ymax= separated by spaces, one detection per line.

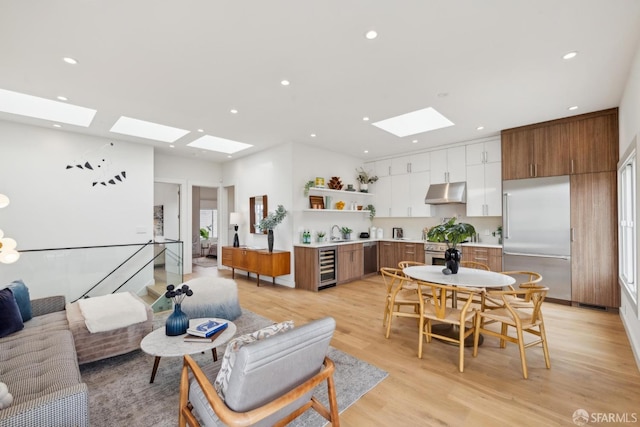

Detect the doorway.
xmin=192 ymin=185 xmax=219 ymax=268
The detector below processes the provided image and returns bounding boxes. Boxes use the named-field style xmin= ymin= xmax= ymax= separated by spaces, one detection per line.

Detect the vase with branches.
xmin=256 ymin=205 xmax=287 ymax=252
xmin=355 ymin=167 xmax=378 ymax=192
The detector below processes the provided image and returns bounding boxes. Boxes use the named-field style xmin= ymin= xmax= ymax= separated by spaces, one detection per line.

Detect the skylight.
xmin=372 ymin=107 xmax=454 ymax=137
xmin=0 ymin=88 xmax=96 ymax=127
xmin=110 ymin=116 xmax=190 ymax=143
xmin=187 ymin=135 xmax=253 ymax=154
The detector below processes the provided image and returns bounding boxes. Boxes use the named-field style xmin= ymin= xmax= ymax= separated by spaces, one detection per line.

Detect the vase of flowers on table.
xmin=165 ymin=283 xmax=194 ymax=336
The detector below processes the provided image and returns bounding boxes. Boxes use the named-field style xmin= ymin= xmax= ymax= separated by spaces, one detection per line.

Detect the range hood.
xmin=424 ymin=182 xmax=466 ymax=204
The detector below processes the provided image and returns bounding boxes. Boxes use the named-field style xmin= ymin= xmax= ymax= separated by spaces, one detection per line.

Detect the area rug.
xmin=80 ymin=308 xmax=387 ymax=427
xmin=193 ymin=256 xmax=217 ymax=267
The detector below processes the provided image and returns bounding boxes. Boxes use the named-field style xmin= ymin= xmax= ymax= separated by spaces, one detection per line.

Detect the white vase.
xmin=360 ymin=183 xmax=368 ymax=192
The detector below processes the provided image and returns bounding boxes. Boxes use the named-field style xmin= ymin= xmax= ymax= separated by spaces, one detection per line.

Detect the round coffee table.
xmin=140 ymin=317 xmax=236 ymax=383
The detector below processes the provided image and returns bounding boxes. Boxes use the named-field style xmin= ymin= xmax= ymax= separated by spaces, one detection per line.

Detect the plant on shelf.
xmin=356 ymin=167 xmax=378 ymax=193
xmin=256 ymin=205 xmax=288 ymax=252
xmin=303 ymin=180 xmax=314 ymax=196
xmin=355 ymin=167 xmax=378 ymax=184
xmin=366 ymin=204 xmax=376 ymax=220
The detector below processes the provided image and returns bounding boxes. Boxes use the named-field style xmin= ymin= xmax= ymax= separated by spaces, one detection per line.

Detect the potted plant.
xmin=316 ymin=231 xmax=326 ymax=243
xmin=199 ymin=227 xmax=210 ymax=240
xmin=255 ymin=205 xmax=287 ymax=252
xmin=340 ymin=226 xmax=353 ymax=240
xmin=366 ymin=204 xmax=376 ymax=220
xmin=355 ymin=167 xmax=378 ymax=192
xmin=426 ymin=218 xmax=476 ymax=274
xmin=303 ymin=180 xmax=314 ymax=196
xmin=492 ymin=225 xmax=503 ymax=244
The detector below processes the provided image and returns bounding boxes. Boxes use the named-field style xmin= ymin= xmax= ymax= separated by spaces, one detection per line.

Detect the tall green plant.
xmin=426 ymin=217 xmax=476 ymax=249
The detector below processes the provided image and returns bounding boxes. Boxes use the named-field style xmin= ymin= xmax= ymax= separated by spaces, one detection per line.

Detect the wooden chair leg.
xmin=516 ymin=327 xmax=528 ymax=379
xmin=418 ymin=318 xmax=424 ymax=359
xmin=473 ymin=315 xmax=481 ymax=357
xmin=500 ymin=323 xmax=508 ymax=348
xmin=385 ymin=312 xmax=393 ymax=339
xmin=539 ymin=322 xmax=551 ymax=369
xmin=458 ymin=324 xmax=465 ymax=373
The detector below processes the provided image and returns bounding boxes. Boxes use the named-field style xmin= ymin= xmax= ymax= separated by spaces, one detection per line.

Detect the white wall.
xmin=0 ymin=121 xmax=154 ymax=298
xmin=618 ymin=39 xmax=640 ymax=368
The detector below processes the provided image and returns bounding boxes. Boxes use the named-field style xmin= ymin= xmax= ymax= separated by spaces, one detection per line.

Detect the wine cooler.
xmin=318 ymin=247 xmax=337 ymax=290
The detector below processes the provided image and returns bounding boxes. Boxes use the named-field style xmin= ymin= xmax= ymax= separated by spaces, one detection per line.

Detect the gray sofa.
xmin=0 ymin=295 xmax=89 ymax=427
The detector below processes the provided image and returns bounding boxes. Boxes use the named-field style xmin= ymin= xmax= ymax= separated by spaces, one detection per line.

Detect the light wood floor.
xmin=187 ymin=265 xmax=640 ymax=427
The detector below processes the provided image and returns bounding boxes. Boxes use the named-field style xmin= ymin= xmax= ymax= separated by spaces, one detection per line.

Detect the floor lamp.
xmin=229 ymin=212 xmax=241 ymax=247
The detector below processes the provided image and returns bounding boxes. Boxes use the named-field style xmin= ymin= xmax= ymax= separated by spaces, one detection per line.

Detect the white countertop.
xmin=293 ymin=239 xmax=502 ymax=249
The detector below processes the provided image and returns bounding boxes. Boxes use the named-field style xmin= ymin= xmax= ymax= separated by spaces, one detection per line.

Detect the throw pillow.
xmin=0 ymin=288 xmax=24 ymax=338
xmin=214 ymin=320 xmax=294 ymax=399
xmin=0 ymin=382 xmax=13 ymax=409
xmin=7 ymin=279 xmax=32 ymax=322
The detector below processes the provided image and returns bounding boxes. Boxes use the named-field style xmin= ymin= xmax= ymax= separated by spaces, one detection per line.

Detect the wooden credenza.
xmin=221 ymin=246 xmax=290 ymax=286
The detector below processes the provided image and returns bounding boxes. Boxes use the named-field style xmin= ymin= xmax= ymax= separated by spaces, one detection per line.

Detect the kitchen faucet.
xmin=330 ymin=225 xmax=341 ymax=241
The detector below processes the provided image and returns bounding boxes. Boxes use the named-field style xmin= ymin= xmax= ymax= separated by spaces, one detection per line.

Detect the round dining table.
xmin=402 ymin=265 xmax=516 ymax=346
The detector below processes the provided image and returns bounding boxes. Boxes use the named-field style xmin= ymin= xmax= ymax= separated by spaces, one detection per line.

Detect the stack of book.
xmin=184 ymin=319 xmax=228 ymax=342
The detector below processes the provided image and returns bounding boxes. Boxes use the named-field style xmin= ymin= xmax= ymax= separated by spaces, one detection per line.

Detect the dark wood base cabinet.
xmin=379 ymin=241 xmax=425 ymax=269
xmin=221 ymin=247 xmax=290 ymax=286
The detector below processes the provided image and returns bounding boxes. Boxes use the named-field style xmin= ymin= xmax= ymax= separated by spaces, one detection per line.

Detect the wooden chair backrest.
xmin=398 ymin=260 xmax=426 ymax=269
xmin=416 ymin=281 xmax=479 ymax=319
xmin=460 ymin=261 xmax=490 ymax=271
xmin=380 ymin=267 xmax=407 ymax=294
xmin=488 ymin=286 xmax=549 ymax=324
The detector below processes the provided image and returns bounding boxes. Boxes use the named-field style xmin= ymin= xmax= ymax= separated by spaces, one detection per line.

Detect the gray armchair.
xmin=179 ymin=317 xmax=339 ymax=427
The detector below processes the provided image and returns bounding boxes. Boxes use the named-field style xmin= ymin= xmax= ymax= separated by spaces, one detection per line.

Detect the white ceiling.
xmin=1 ymin=1 xmax=640 ymax=163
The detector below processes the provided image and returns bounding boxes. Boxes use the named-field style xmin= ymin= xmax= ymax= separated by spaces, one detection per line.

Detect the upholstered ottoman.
xmin=66 ymin=292 xmax=153 ymax=364
xmin=180 ymin=277 xmax=242 ymax=321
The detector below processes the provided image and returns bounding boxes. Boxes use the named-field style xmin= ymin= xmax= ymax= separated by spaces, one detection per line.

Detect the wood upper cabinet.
xmin=572 ymin=111 xmax=618 ymax=174
xmin=570 ymin=172 xmax=619 ymax=308
xmin=502 ymin=126 xmax=570 ymax=180
xmin=502 ymin=108 xmax=618 ymax=180
xmin=337 ymin=243 xmax=363 ymax=284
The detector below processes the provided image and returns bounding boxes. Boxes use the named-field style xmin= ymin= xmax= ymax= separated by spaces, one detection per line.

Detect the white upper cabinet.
xmin=466 ymin=139 xmax=501 ymax=166
xmin=466 ymin=138 xmax=502 ymax=217
xmin=373 ymin=159 xmax=392 ymax=177
xmin=430 ymin=146 xmax=466 ymax=184
xmin=390 ymin=152 xmax=431 ymax=175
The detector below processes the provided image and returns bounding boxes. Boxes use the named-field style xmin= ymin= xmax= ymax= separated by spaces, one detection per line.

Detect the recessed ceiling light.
xmin=187 ymin=135 xmax=253 ymax=154
xmin=227 ymin=155 xmax=232 ymax=158
xmin=365 ymin=30 xmax=378 ymax=40
xmin=170 ymin=145 xmax=175 ymax=148
xmin=563 ymin=51 xmax=578 ymax=60
xmin=230 ymin=109 xmax=238 ymax=114
xmin=63 ymin=57 xmax=78 ymax=65
xmin=437 ymin=92 xmax=449 ymax=98
xmin=197 ymin=129 xmax=204 ymax=133
xmin=310 ymin=133 xmax=316 ymax=137
xmin=53 ymin=124 xmax=61 ymax=128
xmin=57 ymin=96 xmax=68 ymax=101
xmin=363 ymin=117 xmax=370 ymax=121
xmin=476 ymin=126 xmax=485 ymax=130
xmin=568 ymin=105 xmax=579 ymax=111
xmin=110 ymin=116 xmax=190 ymax=143
xmin=0 ymin=88 xmax=96 ymax=127
xmin=372 ymin=107 xmax=454 ymax=137
xmin=364 ymin=150 xmax=369 ymax=154
xmin=280 ymin=80 xmax=290 ymax=86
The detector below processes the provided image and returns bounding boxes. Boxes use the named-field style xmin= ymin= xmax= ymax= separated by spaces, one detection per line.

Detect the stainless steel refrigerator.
xmin=502 ymin=176 xmax=571 ymax=300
